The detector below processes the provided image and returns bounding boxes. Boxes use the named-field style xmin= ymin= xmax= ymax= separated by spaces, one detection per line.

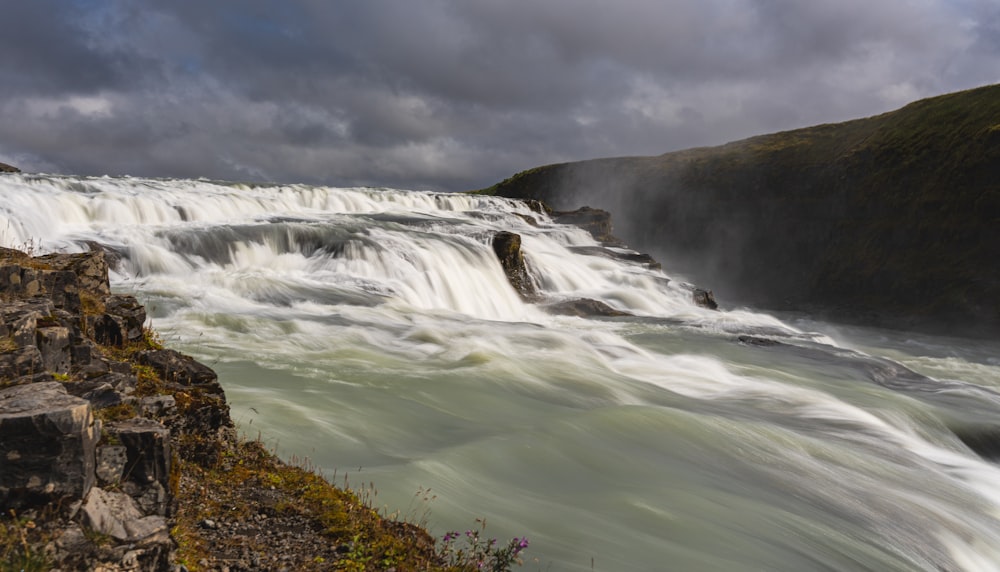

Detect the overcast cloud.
xmin=0 ymin=0 xmax=997 ymax=191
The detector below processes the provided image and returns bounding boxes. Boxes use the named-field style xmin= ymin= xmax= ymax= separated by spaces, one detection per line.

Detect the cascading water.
xmin=3 ymin=172 xmax=1000 ymax=571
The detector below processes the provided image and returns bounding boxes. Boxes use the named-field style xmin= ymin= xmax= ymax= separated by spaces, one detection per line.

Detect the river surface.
xmin=2 ymin=173 xmax=1000 ymax=571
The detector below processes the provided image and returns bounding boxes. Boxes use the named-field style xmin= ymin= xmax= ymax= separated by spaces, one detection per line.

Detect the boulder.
xmin=137 ymin=348 xmax=221 ymax=391
xmin=104 ymin=294 xmax=147 ymax=343
xmin=491 ymin=231 xmax=540 ymax=301
xmin=107 ymin=418 xmax=171 ymax=493
xmin=553 ymin=207 xmax=619 ymax=244
xmin=0 ymin=346 xmax=45 ymax=380
xmin=0 ymin=382 xmax=98 ymax=508
xmin=692 ymin=288 xmax=719 ymax=310
xmin=37 ymin=251 xmax=111 ymax=299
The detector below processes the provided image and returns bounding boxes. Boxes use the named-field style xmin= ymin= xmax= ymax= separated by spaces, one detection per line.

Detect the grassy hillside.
xmin=482 ymin=84 xmax=1000 ymax=334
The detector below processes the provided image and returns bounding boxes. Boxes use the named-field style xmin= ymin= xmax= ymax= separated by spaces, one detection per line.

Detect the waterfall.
xmin=3 ymin=172 xmax=1000 ymax=571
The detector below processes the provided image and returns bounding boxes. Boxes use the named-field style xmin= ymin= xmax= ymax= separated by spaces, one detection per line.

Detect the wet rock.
xmin=0 ymin=382 xmax=98 ymax=508
xmin=568 ymin=245 xmax=663 ymax=270
xmin=737 ymin=335 xmax=784 ymax=347
xmin=492 ymin=231 xmax=540 ymax=301
xmin=544 ymin=298 xmax=632 ymax=318
xmin=0 ymin=161 xmax=19 ymax=173
xmin=553 ymin=207 xmax=619 ymax=244
xmin=692 ymin=288 xmax=719 ymax=310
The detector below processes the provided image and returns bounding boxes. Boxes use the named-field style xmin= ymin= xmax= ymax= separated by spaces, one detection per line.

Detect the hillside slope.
xmin=482 ymin=84 xmax=1000 ymax=334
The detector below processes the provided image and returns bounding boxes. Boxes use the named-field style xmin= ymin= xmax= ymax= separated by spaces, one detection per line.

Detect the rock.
xmin=0 ymin=301 xmax=50 ymax=346
xmin=137 ymin=349 xmax=220 ymax=390
xmin=37 ymin=251 xmax=111 ymax=299
xmin=0 ymin=260 xmax=44 ymax=300
xmin=0 ymin=346 xmax=45 ymax=380
xmin=0 ymin=382 xmax=98 ymax=508
xmin=737 ymin=335 xmax=783 ymax=347
xmin=553 ymin=207 xmax=620 ymax=244
xmin=35 ymin=326 xmax=72 ymax=374
xmin=104 ymin=295 xmax=147 ymax=343
xmin=38 ymin=269 xmax=82 ymax=313
xmin=568 ymin=245 xmax=662 ymax=270
xmin=107 ymin=418 xmax=171 ymax=492
xmin=0 ymin=161 xmax=19 ymax=173
xmin=140 ymin=395 xmax=176 ymax=417
xmin=95 ymin=446 xmax=128 ymax=485
xmin=88 ymin=295 xmax=147 ymax=348
xmin=692 ymin=288 xmax=719 ymax=310
xmin=491 ymin=231 xmax=540 ymax=301
xmin=544 ymin=299 xmax=632 ymax=318
xmin=79 ymin=487 xmax=144 ymax=541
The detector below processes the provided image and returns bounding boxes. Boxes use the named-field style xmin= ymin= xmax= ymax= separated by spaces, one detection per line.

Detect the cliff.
xmin=0 ymin=248 xmax=495 ymax=571
xmin=481 ymin=84 xmax=1000 ymax=335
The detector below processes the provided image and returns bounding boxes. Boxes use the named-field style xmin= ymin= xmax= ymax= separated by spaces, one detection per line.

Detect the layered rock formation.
xmin=482 ymin=84 xmax=1000 ymax=335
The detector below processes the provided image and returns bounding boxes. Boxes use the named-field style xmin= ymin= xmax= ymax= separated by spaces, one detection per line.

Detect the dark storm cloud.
xmin=1 ymin=0 xmax=997 ymax=190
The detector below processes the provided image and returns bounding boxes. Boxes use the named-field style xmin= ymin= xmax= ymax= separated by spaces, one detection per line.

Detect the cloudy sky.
xmin=1 ymin=0 xmax=998 ymax=191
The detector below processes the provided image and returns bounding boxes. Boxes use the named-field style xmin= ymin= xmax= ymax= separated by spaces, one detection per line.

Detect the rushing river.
xmin=3 ymin=173 xmax=1000 ymax=571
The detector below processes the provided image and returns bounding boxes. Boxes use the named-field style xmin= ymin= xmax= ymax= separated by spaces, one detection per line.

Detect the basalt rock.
xmin=492 ymin=231 xmax=540 ymax=301
xmin=552 ymin=206 xmax=620 ymax=245
xmin=692 ymin=288 xmax=719 ymax=310
xmin=0 ymin=382 xmax=98 ymax=507
xmin=38 ymin=251 xmax=112 ymax=299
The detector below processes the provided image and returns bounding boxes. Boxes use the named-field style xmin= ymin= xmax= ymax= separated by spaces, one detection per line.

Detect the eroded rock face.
xmin=491 ymin=231 xmax=540 ymax=301
xmin=0 ymin=382 xmax=98 ymax=507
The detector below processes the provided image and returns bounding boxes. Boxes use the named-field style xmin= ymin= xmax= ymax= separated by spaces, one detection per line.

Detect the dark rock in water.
xmin=553 ymin=206 xmax=620 ymax=244
xmin=492 ymin=231 xmax=540 ymax=301
xmin=0 ymin=161 xmax=18 ymax=173
xmin=951 ymin=425 xmax=1000 ymax=461
xmin=737 ymin=335 xmax=783 ymax=347
xmin=692 ymin=288 xmax=718 ymax=310
xmin=0 ymin=382 xmax=98 ymax=508
xmin=569 ymin=245 xmax=663 ymax=270
xmin=544 ymin=298 xmax=632 ymax=318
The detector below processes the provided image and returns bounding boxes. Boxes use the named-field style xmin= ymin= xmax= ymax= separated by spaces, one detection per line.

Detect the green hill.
xmin=481 ymin=84 xmax=1000 ymax=334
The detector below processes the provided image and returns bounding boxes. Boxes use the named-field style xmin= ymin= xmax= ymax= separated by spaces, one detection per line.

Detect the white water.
xmin=3 ymin=173 xmax=1000 ymax=571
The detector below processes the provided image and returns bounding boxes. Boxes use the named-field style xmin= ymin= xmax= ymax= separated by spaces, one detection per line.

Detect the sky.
xmin=0 ymin=0 xmax=998 ymax=192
